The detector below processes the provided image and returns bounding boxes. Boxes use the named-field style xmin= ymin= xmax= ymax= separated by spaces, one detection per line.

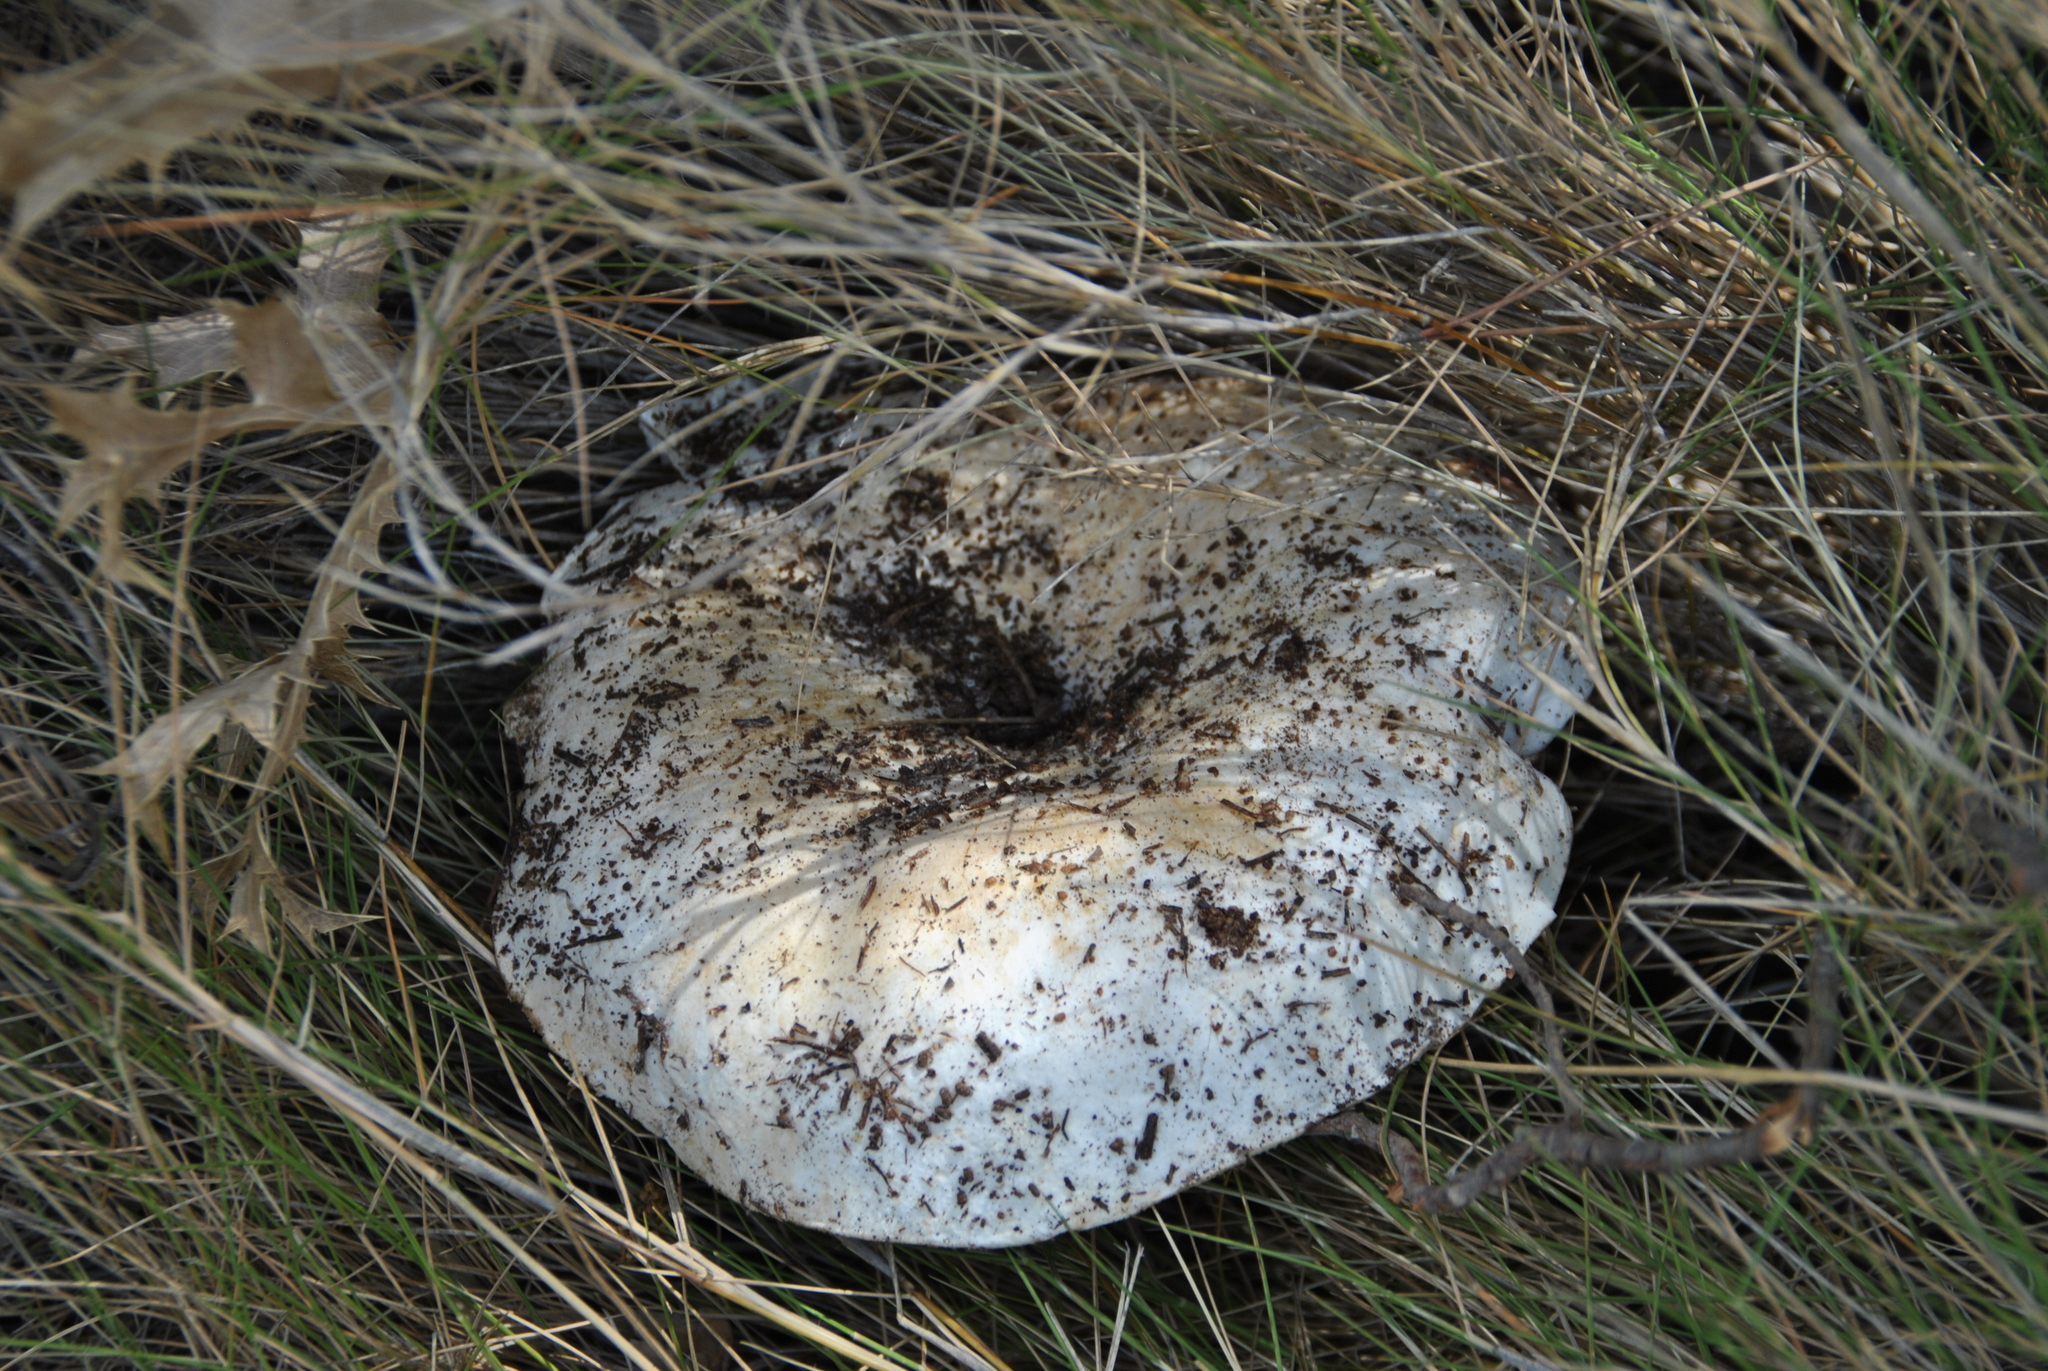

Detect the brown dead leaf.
xmin=279 ymin=884 xmax=374 ymax=941
xmin=92 ymin=453 xmax=400 ymax=799
xmin=102 ymin=660 xmax=289 ymax=798
xmin=78 ymin=205 xmax=400 ymax=388
xmin=225 ymin=845 xmax=277 ymax=956
xmin=0 ymin=0 xmax=523 ymax=242
xmin=304 ymin=455 xmax=400 ymax=668
xmin=227 ymin=298 xmax=342 ymax=415
xmin=1 ymin=25 xmax=277 ymax=247
xmin=46 ymin=384 xmax=217 ymax=536
xmin=289 ymin=211 xmax=403 ymax=402
xmin=72 ymin=182 xmax=408 ymax=799
xmin=216 ymin=721 xmax=258 ymax=779
xmin=216 ymin=830 xmax=368 ymax=950
xmin=50 ymin=298 xmax=366 ymax=565
xmin=200 ymin=839 xmax=250 ymax=886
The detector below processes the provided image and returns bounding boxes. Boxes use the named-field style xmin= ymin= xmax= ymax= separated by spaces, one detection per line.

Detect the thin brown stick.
xmin=1313 ymin=888 xmax=1842 ymax=1214
xmin=1394 ymin=878 xmax=1582 ymax=1122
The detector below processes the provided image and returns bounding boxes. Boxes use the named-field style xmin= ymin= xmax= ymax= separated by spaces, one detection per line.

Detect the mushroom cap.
xmin=497 ymin=378 xmax=1586 ymax=1246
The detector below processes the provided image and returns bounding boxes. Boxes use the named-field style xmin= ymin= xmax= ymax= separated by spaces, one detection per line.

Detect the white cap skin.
xmin=497 ymin=377 xmax=1587 ymax=1246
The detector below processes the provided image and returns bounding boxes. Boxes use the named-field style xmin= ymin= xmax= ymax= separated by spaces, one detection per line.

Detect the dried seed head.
xmin=496 ymin=377 xmax=1586 ymax=1246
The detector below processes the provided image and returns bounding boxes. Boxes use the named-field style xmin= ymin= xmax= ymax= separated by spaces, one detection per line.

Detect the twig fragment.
xmin=1311 ymin=883 xmax=1841 ymax=1213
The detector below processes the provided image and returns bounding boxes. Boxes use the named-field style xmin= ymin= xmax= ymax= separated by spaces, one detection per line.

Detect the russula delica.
xmin=496 ymin=375 xmax=1588 ymax=1246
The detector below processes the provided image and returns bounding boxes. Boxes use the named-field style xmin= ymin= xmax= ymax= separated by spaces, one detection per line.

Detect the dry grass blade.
xmin=2 ymin=0 xmax=2044 ymax=1368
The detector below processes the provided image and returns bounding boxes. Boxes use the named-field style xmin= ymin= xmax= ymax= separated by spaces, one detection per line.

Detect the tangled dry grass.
xmin=3 ymin=1 xmax=2045 ymax=1367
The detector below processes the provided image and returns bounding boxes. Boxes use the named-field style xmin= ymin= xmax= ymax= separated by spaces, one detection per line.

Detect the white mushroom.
xmin=496 ymin=376 xmax=1587 ymax=1246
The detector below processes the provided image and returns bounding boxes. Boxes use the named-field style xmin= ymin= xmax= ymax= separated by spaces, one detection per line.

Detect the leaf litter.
xmin=8 ymin=4 xmax=533 ymax=952
xmin=63 ymin=201 xmax=402 ymax=780
xmin=0 ymin=0 xmax=521 ymax=247
xmin=45 ymin=175 xmax=413 ymax=944
xmin=3 ymin=1 xmax=2044 ymax=1367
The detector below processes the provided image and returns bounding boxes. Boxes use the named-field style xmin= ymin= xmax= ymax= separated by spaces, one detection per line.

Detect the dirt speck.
xmin=1194 ymin=891 xmax=1259 ymax=955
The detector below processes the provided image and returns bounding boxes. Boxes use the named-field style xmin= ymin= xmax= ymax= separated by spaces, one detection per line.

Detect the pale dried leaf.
xmin=132 ymin=792 xmax=173 ymax=858
xmin=0 ymin=0 xmax=522 ymax=240
xmin=171 ymin=0 xmax=523 ymax=75
xmin=46 ymin=383 xmax=218 ymax=533
xmin=300 ymin=455 xmax=400 ymax=662
xmin=284 ymin=216 xmax=402 ymax=410
xmin=78 ymin=309 xmax=238 ymax=384
xmin=280 ymin=883 xmax=374 ymax=940
xmin=60 ymin=185 xmax=409 ymax=798
xmin=76 ymin=207 xmax=398 ymax=395
xmin=225 ymin=858 xmax=275 ymax=956
xmin=201 ymin=838 xmax=252 ymax=886
xmin=293 ymin=212 xmax=396 ymax=313
xmin=49 ymin=301 xmax=355 ymax=575
xmin=96 ymin=660 xmax=287 ymax=797
xmin=0 ymin=30 xmax=271 ymax=242
xmin=244 ymin=677 xmax=312 ymax=797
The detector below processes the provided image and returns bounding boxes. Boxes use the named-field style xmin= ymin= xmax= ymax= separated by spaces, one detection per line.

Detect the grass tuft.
xmin=3 ymin=1 xmax=2045 ymax=1367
